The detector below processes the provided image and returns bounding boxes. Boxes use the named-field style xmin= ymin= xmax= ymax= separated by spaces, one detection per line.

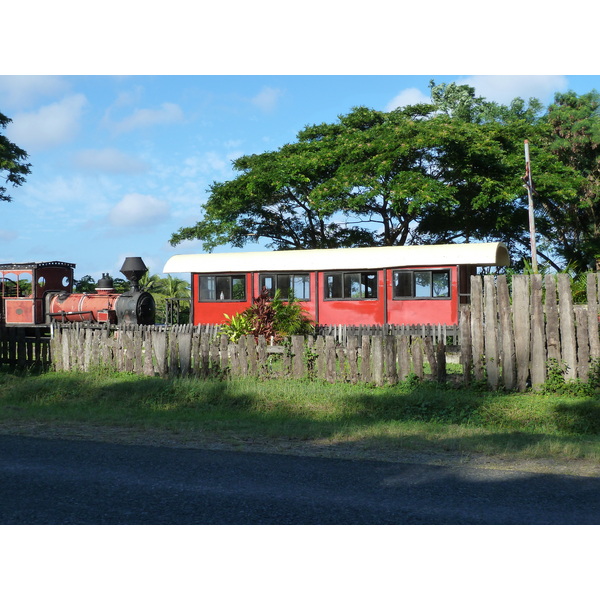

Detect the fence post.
xmin=470 ymin=276 xmax=485 ymax=382
xmin=291 ymin=335 xmax=305 ymax=379
xmin=530 ymin=274 xmax=546 ymax=390
xmin=459 ymin=305 xmax=472 ymax=386
xmin=496 ymin=275 xmax=515 ymax=390
xmin=513 ymin=275 xmax=531 ymax=391
xmin=544 ymin=275 xmax=561 ymax=363
xmin=557 ymin=273 xmax=577 ymax=380
xmin=370 ymin=336 xmax=384 ymax=386
xmin=484 ymin=276 xmax=499 ymax=389
xmin=587 ymin=273 xmax=600 ymax=360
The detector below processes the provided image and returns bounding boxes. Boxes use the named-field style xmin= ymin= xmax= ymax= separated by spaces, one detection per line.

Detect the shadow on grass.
xmin=3 ymin=368 xmax=600 ymax=463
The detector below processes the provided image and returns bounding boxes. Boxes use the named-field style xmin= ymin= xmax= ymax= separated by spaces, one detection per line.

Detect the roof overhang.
xmin=164 ymin=243 xmax=510 ymax=274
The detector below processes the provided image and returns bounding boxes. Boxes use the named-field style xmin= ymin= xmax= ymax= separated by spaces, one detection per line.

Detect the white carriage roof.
xmin=164 ymin=243 xmax=510 ymax=274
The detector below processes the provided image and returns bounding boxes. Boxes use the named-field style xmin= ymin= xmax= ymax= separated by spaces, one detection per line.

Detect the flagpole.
xmin=524 ymin=139 xmax=538 ymax=274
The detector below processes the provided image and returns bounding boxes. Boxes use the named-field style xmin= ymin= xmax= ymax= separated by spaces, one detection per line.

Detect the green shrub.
xmin=222 ymin=289 xmax=314 ymax=342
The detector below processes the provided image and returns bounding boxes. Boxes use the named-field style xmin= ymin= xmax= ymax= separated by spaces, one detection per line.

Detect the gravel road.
xmin=1 ymin=433 xmax=600 ymax=524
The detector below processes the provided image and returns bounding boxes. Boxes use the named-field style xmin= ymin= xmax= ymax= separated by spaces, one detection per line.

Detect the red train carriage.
xmin=163 ymin=243 xmax=510 ymax=327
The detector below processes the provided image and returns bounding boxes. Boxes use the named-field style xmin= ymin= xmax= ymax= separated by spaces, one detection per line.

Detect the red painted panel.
xmin=192 ymin=273 xmax=252 ymax=325
xmin=317 ymin=272 xmax=385 ymax=326
xmin=5 ymin=298 xmax=35 ymax=324
xmin=385 ymin=266 xmax=460 ymax=325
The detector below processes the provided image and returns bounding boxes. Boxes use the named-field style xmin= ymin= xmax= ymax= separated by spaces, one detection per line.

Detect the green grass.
xmin=2 ymin=365 xmax=600 ymax=463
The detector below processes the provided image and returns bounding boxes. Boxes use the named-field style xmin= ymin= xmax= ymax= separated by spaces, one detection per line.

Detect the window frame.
xmin=323 ymin=271 xmax=379 ymax=301
xmin=392 ymin=269 xmax=451 ymax=300
xmin=198 ymin=274 xmax=247 ymax=302
xmin=259 ymin=272 xmax=311 ymax=301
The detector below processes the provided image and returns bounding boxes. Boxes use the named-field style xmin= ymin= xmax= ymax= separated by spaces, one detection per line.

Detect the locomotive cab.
xmin=0 ymin=261 xmax=75 ymax=325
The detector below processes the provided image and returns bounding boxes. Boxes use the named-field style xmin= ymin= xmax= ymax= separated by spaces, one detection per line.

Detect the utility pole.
xmin=523 ymin=140 xmax=538 ymax=273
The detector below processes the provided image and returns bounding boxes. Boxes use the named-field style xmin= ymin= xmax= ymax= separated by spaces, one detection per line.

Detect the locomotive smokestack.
xmin=120 ymin=257 xmax=148 ymax=292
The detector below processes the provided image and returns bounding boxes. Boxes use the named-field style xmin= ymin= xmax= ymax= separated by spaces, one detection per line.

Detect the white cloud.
xmin=73 ymin=148 xmax=149 ymax=174
xmin=251 ymin=87 xmax=284 ymax=113
xmin=109 ymin=193 xmax=169 ymax=227
xmin=180 ymin=152 xmax=228 ymax=178
xmin=0 ymin=75 xmax=69 ymax=109
xmin=108 ymin=102 xmax=184 ymax=134
xmin=0 ymin=229 xmax=18 ymax=242
xmin=386 ymin=87 xmax=431 ymax=111
xmin=6 ymin=94 xmax=87 ymax=151
xmin=456 ymin=75 xmax=569 ymax=104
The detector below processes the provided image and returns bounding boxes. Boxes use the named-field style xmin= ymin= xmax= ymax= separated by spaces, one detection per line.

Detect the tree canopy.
xmin=170 ymin=83 xmax=600 ymax=272
xmin=0 ymin=111 xmax=31 ymax=203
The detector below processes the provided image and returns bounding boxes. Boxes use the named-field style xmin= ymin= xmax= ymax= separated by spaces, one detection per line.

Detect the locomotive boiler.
xmin=0 ymin=257 xmax=155 ymax=326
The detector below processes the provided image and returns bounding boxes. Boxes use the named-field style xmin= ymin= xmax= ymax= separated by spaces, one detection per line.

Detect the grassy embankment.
xmin=2 ymin=364 xmax=600 ymax=465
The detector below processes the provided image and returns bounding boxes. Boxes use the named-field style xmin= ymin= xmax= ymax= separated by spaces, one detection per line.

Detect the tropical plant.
xmin=221 ymin=288 xmax=314 ymax=342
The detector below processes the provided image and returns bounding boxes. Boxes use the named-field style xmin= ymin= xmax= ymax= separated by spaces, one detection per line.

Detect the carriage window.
xmin=325 ymin=272 xmax=378 ymax=300
xmin=259 ymin=273 xmax=310 ymax=301
xmin=393 ymin=270 xmax=450 ymax=299
xmin=199 ymin=275 xmax=246 ymax=301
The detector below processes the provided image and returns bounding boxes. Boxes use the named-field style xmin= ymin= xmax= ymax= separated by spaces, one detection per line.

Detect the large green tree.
xmin=533 ymin=90 xmax=600 ymax=269
xmin=0 ymin=111 xmax=31 ymax=203
xmin=170 ymin=100 xmax=532 ymax=253
xmin=170 ymin=84 xmax=598 ymax=271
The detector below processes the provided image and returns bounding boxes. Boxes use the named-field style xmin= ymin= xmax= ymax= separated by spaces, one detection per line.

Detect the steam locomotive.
xmin=0 ymin=257 xmax=155 ymax=327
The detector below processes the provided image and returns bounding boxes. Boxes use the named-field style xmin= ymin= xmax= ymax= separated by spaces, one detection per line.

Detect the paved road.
xmin=1 ymin=434 xmax=600 ymax=524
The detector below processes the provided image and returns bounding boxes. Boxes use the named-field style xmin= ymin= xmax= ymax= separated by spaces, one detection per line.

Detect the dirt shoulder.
xmin=2 ymin=420 xmax=600 ymax=478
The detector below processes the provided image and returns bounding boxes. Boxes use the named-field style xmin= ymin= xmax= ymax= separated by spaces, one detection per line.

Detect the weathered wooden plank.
xmin=314 ymin=336 xmax=326 ymax=381
xmin=178 ymin=331 xmax=192 ymax=376
xmin=209 ymin=335 xmax=221 ymax=375
xmin=132 ymin=327 xmax=144 ymax=375
xmin=470 ymin=276 xmax=485 ymax=381
xmin=588 ymin=273 xmax=600 ymax=360
xmin=291 ymin=335 xmax=305 ymax=379
xmin=512 ymin=275 xmax=531 ymax=392
xmin=325 ymin=336 xmax=337 ymax=383
xmin=246 ymin=335 xmax=258 ymax=377
xmin=544 ymin=275 xmax=561 ymax=363
xmin=412 ymin=337 xmax=424 ymax=380
xmin=397 ymin=335 xmax=411 ymax=381
xmin=484 ymin=276 xmax=499 ymax=389
xmin=219 ymin=334 xmax=229 ymax=372
xmin=238 ymin=335 xmax=249 ymax=377
xmin=257 ymin=335 xmax=269 ymax=377
xmin=168 ymin=328 xmax=179 ymax=376
xmin=228 ymin=343 xmax=239 ymax=376
xmin=436 ymin=341 xmax=446 ymax=384
xmin=385 ymin=336 xmax=398 ymax=385
xmin=360 ymin=336 xmax=370 ymax=382
xmin=370 ymin=336 xmax=384 ymax=386
xmin=423 ymin=337 xmax=437 ymax=381
xmin=496 ymin=275 xmax=515 ymax=390
xmin=530 ymin=274 xmax=546 ymax=390
xmin=557 ymin=273 xmax=577 ymax=380
xmin=143 ymin=330 xmax=155 ymax=377
xmin=575 ymin=306 xmax=590 ymax=382
xmin=198 ymin=333 xmax=210 ymax=377
xmin=151 ymin=329 xmax=168 ymax=377
xmin=459 ymin=305 xmax=472 ymax=385
xmin=346 ymin=335 xmax=359 ymax=384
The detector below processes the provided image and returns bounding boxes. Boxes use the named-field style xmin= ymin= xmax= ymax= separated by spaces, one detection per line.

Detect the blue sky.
xmin=1 ymin=74 xmax=599 ymax=282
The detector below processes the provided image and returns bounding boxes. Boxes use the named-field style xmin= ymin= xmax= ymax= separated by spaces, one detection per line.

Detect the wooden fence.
xmin=460 ymin=273 xmax=600 ymax=390
xmin=47 ymin=323 xmax=450 ymax=386
xmin=0 ymin=326 xmax=51 ymax=368
xmin=3 ymin=273 xmax=600 ymax=390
